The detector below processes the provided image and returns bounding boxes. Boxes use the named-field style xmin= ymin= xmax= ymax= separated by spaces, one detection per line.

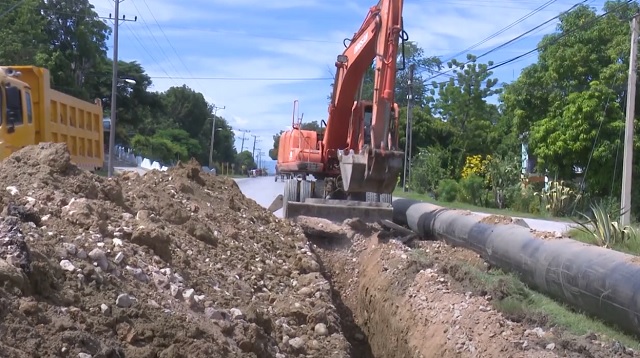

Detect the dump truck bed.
xmin=0 ymin=66 xmax=104 ymax=171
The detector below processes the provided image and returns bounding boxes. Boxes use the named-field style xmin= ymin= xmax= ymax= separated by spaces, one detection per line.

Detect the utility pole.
xmin=257 ymin=149 xmax=263 ymax=169
xmin=251 ymin=134 xmax=260 ymax=159
xmin=403 ymin=64 xmax=415 ymax=192
xmin=238 ymin=129 xmax=250 ymax=152
xmin=208 ymin=104 xmax=225 ymax=168
xmin=106 ymin=0 xmax=137 ymax=178
xmin=622 ymin=13 xmax=640 ymax=226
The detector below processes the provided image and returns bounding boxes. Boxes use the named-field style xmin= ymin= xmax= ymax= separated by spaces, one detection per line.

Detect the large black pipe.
xmin=393 ymin=198 xmax=640 ymax=338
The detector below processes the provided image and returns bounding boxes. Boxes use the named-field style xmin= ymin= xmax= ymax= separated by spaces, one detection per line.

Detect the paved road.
xmin=234 ymin=176 xmax=284 ymax=218
xmin=234 ymin=176 xmax=576 ymax=233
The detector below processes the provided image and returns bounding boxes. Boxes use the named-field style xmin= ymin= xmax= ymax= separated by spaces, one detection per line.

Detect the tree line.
xmin=270 ymin=0 xmax=640 ymax=220
xmin=0 ymin=0 xmax=258 ymax=173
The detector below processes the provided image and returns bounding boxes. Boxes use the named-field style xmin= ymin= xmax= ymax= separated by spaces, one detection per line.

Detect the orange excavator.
xmin=269 ymin=0 xmax=407 ymax=223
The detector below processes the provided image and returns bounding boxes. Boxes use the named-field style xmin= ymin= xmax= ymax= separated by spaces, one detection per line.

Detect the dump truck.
xmin=268 ymin=0 xmax=405 ymax=223
xmin=0 ymin=66 xmax=104 ymax=171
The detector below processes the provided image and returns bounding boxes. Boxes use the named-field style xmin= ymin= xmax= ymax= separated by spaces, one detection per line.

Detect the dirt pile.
xmin=0 ymin=143 xmax=350 ymax=357
xmin=479 ymin=214 xmax=530 ymax=228
xmin=299 ymin=216 xmax=637 ymax=358
xmin=479 ymin=214 xmax=566 ymax=240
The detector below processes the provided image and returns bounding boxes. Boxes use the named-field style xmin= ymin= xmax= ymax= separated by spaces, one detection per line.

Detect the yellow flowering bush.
xmin=461 ymin=154 xmax=492 ymax=179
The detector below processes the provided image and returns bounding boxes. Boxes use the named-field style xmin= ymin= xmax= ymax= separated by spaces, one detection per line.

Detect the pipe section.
xmin=392 ymin=198 xmax=640 ymax=338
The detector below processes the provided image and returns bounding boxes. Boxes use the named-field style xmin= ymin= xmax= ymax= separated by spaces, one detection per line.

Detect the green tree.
xmin=130 ymin=131 xmax=191 ymax=164
xmin=410 ymin=146 xmax=450 ymax=194
xmin=38 ymin=0 xmax=111 ymax=100
xmin=199 ymin=115 xmax=236 ymax=165
xmin=96 ymin=60 xmax=164 ymax=144
xmin=500 ymin=0 xmax=639 ymax=197
xmin=432 ymin=54 xmax=501 ymax=177
xmin=160 ymin=85 xmax=211 ymax=138
xmin=269 ymin=130 xmax=284 ymax=161
xmin=0 ymin=0 xmax=47 ymax=64
xmin=236 ymin=150 xmax=257 ymax=172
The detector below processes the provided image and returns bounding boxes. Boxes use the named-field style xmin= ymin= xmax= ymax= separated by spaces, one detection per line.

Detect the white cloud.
xmin=91 ymin=0 xmax=596 ymax=156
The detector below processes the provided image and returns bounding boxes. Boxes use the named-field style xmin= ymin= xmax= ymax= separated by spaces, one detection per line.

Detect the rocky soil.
xmin=0 ymin=143 xmax=351 ymax=357
xmin=298 ymin=216 xmax=639 ymax=358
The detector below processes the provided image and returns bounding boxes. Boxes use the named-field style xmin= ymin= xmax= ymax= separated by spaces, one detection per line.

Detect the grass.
xmin=393 ymin=188 xmax=573 ymax=222
xmin=567 ymin=227 xmax=640 ymax=256
xmin=433 ymin=255 xmax=640 ymax=349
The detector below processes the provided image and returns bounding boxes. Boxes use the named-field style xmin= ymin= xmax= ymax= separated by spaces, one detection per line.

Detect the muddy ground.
xmin=297 ymin=216 xmax=639 ymax=358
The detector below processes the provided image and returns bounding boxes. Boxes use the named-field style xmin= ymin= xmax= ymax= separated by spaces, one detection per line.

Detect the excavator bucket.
xmin=338 ymin=148 xmax=404 ymax=193
xmin=267 ymin=178 xmax=394 ymax=224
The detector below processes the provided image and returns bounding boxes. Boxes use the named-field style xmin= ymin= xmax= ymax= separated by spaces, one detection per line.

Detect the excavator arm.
xmin=270 ymin=0 xmax=408 ymax=224
xmin=324 ymin=0 xmax=406 ymax=194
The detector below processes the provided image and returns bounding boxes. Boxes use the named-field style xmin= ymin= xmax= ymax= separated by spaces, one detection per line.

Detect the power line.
xmin=127 ymin=0 xmax=184 ymax=83
xmin=138 ymin=0 xmax=209 ymax=95
xmin=149 ymin=76 xmax=333 ymax=81
xmin=439 ymin=0 xmax=560 ymax=65
xmin=425 ymin=0 xmax=590 ymax=82
xmin=487 ymin=0 xmax=635 ymax=72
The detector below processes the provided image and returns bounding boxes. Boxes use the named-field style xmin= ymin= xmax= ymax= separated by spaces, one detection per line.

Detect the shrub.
xmin=505 ymin=184 xmax=541 ymax=214
xmin=436 ymin=179 xmax=459 ymax=202
xmin=572 ymin=201 xmax=638 ymax=248
xmin=458 ymin=174 xmax=487 ymax=206
xmin=535 ymin=180 xmax=581 ymax=217
xmin=461 ymin=154 xmax=491 ymax=179
xmin=410 ymin=147 xmax=449 ymax=194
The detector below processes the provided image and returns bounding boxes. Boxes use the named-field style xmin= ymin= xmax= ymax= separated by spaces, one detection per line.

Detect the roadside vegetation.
xmin=0 ymin=0 xmax=263 ymax=175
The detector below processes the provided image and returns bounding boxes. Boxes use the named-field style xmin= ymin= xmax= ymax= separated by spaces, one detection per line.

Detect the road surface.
xmin=114 ymin=167 xmax=149 ymax=176
xmin=234 ymin=176 xmax=576 ymax=233
xmin=234 ymin=176 xmax=284 ymax=218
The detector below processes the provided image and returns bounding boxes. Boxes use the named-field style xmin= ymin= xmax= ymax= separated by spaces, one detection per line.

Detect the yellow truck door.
xmin=1 ymin=85 xmax=35 ymax=157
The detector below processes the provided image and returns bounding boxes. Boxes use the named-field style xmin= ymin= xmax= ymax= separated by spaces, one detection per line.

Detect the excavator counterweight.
xmin=270 ymin=0 xmax=406 ymax=224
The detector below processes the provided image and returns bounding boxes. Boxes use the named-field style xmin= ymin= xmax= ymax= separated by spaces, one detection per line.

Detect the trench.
xmin=309 ymin=243 xmax=374 ymax=358
xmin=305 ymin=231 xmax=428 ymax=358
xmin=303 ymin=225 xmax=640 ymax=358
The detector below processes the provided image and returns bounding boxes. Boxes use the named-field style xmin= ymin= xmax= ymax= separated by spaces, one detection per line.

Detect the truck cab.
xmin=0 ymin=66 xmax=104 ymax=170
xmin=0 ymin=67 xmax=35 ymax=159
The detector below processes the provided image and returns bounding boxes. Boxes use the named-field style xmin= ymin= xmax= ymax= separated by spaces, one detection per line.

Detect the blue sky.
xmin=90 ymin=0 xmax=611 ymax=167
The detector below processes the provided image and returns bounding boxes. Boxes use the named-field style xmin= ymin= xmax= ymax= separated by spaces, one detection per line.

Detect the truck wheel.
xmin=283 ymin=179 xmax=299 ymax=217
xmin=300 ymin=180 xmax=312 ymax=203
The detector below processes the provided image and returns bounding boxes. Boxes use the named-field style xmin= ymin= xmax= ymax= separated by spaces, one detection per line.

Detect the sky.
xmin=89 ymin=0 xmax=611 ymax=168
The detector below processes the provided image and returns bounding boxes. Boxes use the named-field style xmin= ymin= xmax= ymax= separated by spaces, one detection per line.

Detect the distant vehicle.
xmin=0 ymin=66 xmax=104 ymax=172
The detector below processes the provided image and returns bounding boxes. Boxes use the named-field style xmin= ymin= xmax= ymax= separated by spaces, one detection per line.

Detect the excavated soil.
xmin=298 ymin=216 xmax=638 ymax=358
xmin=0 ymin=143 xmax=351 ymax=357
xmin=479 ymin=214 xmax=566 ymax=240
xmin=1 ymin=143 xmax=634 ymax=358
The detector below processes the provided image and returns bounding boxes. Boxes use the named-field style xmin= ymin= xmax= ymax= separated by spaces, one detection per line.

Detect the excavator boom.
xmin=270 ymin=0 xmax=407 ymax=224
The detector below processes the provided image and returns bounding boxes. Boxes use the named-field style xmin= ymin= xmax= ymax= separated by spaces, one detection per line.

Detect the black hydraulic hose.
xmin=392 ymin=198 xmax=640 ymax=338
